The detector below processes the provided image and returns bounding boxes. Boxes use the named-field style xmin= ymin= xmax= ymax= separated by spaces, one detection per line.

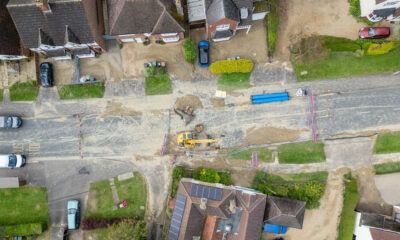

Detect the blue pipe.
xmin=251 ymin=92 xmax=288 ymax=100
xmin=252 ymin=96 xmax=289 ymax=104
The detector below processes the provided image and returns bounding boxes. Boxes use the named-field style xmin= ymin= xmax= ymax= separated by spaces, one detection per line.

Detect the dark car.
xmin=40 ymin=62 xmax=54 ymax=87
xmin=358 ymin=27 xmax=390 ymax=39
xmin=0 ymin=116 xmax=22 ymax=128
xmin=198 ymin=40 xmax=210 ymax=68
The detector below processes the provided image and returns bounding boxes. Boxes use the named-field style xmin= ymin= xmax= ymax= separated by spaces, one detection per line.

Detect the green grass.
xmin=338 ymin=178 xmax=359 ymax=240
xmin=145 ymin=74 xmax=172 ymax=95
xmin=267 ymin=0 xmax=279 ymax=56
xmin=58 ymin=82 xmax=104 ymax=99
xmin=321 ymin=36 xmax=361 ymax=52
xmin=217 ymin=72 xmax=251 ymax=91
xmin=0 ymin=89 xmax=3 ymax=102
xmin=278 ymin=141 xmax=326 ymax=164
xmin=84 ymin=173 xmax=147 ymax=219
xmin=293 ymin=48 xmax=400 ymax=81
xmin=9 ymin=80 xmax=39 ymax=101
xmin=374 ymin=162 xmax=400 ymax=175
xmin=374 ymin=132 xmax=400 ymax=154
xmin=0 ymin=187 xmax=49 ymax=226
xmin=229 ymin=147 xmax=272 ymax=162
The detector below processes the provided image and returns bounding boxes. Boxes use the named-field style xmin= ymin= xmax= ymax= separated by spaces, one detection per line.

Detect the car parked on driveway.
xmin=198 ymin=40 xmax=210 ymax=68
xmin=0 ymin=154 xmax=26 ymax=168
xmin=0 ymin=116 xmax=22 ymax=128
xmin=40 ymin=62 xmax=54 ymax=87
xmin=358 ymin=27 xmax=390 ymax=39
xmin=67 ymin=200 xmax=80 ymax=230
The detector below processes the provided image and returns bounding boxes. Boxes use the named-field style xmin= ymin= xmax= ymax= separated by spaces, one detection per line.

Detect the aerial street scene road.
xmin=1 ymin=0 xmax=400 ymax=240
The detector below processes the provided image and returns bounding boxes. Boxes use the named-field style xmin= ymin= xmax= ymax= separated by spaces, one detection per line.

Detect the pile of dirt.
xmin=245 ymin=126 xmax=301 ymax=145
xmin=174 ymin=95 xmax=203 ymax=110
xmin=101 ymin=100 xmax=142 ymax=117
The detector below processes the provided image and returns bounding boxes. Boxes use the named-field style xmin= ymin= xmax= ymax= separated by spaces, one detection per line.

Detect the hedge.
xmin=0 ymin=223 xmax=42 ymax=237
xmin=81 ymin=217 xmax=137 ymax=230
xmin=210 ymin=59 xmax=254 ymax=74
xmin=367 ymin=42 xmax=397 ymax=55
xmin=183 ymin=39 xmax=196 ymax=63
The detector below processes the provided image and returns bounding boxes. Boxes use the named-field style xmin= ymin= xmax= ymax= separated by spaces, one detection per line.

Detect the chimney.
xmin=229 ymin=199 xmax=236 ymax=214
xmin=36 ymin=0 xmax=51 ymax=13
xmin=200 ymin=198 xmax=207 ymax=210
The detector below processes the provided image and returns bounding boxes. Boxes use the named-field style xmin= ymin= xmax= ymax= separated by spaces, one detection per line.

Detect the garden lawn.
xmin=84 ymin=173 xmax=147 ymax=219
xmin=374 ymin=132 xmax=400 ymax=154
xmin=0 ymin=89 xmax=3 ymax=102
xmin=278 ymin=141 xmax=326 ymax=164
xmin=338 ymin=179 xmax=359 ymax=240
xmin=9 ymin=80 xmax=39 ymax=101
xmin=59 ymin=82 xmax=104 ymax=99
xmin=217 ymin=72 xmax=251 ymax=91
xmin=294 ymin=49 xmax=400 ymax=81
xmin=266 ymin=0 xmax=278 ymax=56
xmin=229 ymin=147 xmax=272 ymax=162
xmin=0 ymin=187 xmax=49 ymax=226
xmin=374 ymin=162 xmax=400 ymax=175
xmin=145 ymin=74 xmax=172 ymax=95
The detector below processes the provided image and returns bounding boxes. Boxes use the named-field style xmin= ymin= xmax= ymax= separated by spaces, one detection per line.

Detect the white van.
xmin=0 ymin=116 xmax=22 ymax=128
xmin=0 ymin=154 xmax=26 ymax=168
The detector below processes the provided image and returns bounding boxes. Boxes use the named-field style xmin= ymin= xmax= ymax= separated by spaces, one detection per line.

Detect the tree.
xmin=133 ymin=220 xmax=147 ymax=240
xmin=106 ymin=219 xmax=136 ymax=240
xmin=183 ymin=39 xmax=196 ymax=63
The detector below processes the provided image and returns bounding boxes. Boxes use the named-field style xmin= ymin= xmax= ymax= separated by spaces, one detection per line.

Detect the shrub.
xmin=133 ymin=220 xmax=147 ymax=240
xmin=0 ymin=223 xmax=43 ymax=237
xmin=210 ymin=59 xmax=254 ymax=74
xmin=287 ymin=182 xmax=326 ymax=209
xmin=183 ymin=39 xmax=196 ymax=63
xmin=219 ymin=172 xmax=232 ymax=185
xmin=81 ymin=218 xmax=136 ymax=230
xmin=194 ymin=168 xmax=220 ymax=183
xmin=173 ymin=167 xmax=185 ymax=180
xmin=367 ymin=42 xmax=397 ymax=55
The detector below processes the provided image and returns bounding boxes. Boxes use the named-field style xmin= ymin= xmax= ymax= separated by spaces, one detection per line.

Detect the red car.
xmin=358 ymin=27 xmax=390 ymax=39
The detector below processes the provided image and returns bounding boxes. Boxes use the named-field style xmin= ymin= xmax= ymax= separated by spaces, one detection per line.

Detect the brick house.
xmin=0 ymin=0 xmax=27 ymax=61
xmin=360 ymin=0 xmax=400 ymax=22
xmin=186 ymin=0 xmax=269 ymax=42
xmin=7 ymin=0 xmax=106 ymax=60
xmin=106 ymin=0 xmax=185 ymax=44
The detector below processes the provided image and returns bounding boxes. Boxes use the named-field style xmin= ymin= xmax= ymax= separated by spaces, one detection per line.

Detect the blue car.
xmin=198 ymin=40 xmax=210 ymax=68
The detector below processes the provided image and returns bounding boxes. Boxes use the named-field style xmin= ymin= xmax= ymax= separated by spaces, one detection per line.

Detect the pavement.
xmin=374 ymin=172 xmax=400 ymax=206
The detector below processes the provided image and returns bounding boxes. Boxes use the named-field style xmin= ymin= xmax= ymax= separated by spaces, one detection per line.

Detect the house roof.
xmin=374 ymin=7 xmax=396 ymax=17
xmin=263 ymin=196 xmax=306 ymax=229
xmin=107 ymin=0 xmax=184 ymax=36
xmin=206 ymin=0 xmax=239 ymax=25
xmin=7 ymin=0 xmax=94 ymax=49
xmin=370 ymin=228 xmax=400 ymax=240
xmin=169 ymin=178 xmax=267 ymax=240
xmin=0 ymin=0 xmax=22 ymax=56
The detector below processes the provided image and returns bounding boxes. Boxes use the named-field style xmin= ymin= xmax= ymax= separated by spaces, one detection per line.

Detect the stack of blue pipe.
xmin=251 ymin=92 xmax=289 ymax=104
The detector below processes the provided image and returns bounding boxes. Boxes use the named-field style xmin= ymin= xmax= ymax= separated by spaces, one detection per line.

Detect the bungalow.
xmin=360 ymin=0 xmax=400 ymax=22
xmin=0 ymin=0 xmax=27 ymax=61
xmin=7 ymin=0 xmax=106 ymax=60
xmin=186 ymin=0 xmax=269 ymax=42
xmin=105 ymin=0 xmax=185 ymax=44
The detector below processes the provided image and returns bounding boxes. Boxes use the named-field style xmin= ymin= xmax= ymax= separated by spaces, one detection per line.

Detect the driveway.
xmin=276 ymin=0 xmax=364 ymax=61
xmin=374 ymin=172 xmax=400 ymax=206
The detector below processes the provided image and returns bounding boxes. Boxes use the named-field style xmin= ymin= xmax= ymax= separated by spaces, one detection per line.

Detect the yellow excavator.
xmin=177 ymin=131 xmax=217 ymax=149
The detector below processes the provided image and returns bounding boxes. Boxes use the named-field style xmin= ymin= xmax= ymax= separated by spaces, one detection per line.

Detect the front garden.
xmin=278 ymin=141 xmax=326 ymax=164
xmin=337 ymin=173 xmax=359 ymax=240
xmin=58 ymin=81 xmax=104 ymax=99
xmin=144 ymin=62 xmax=172 ymax=95
xmin=9 ymin=80 xmax=39 ymax=101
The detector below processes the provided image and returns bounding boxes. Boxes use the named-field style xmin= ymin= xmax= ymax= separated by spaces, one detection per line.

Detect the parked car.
xmin=0 ymin=116 xmax=22 ymax=128
xmin=0 ymin=154 xmax=26 ymax=168
xmin=40 ymin=62 xmax=54 ymax=87
xmin=358 ymin=27 xmax=390 ymax=39
xmin=67 ymin=200 xmax=80 ymax=230
xmin=198 ymin=40 xmax=210 ymax=68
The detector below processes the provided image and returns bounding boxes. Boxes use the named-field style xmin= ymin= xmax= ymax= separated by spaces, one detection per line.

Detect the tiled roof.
xmin=107 ymin=0 xmax=184 ymax=35
xmin=370 ymin=228 xmax=400 ymax=240
xmin=170 ymin=179 xmax=267 ymax=240
xmin=206 ymin=0 xmax=239 ymax=25
xmin=264 ymin=196 xmax=306 ymax=229
xmin=0 ymin=0 xmax=21 ymax=55
xmin=7 ymin=0 xmax=94 ymax=48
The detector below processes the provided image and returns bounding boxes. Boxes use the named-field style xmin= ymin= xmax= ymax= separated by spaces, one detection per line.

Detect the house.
xmin=168 ymin=178 xmax=267 ymax=240
xmin=0 ymin=0 xmax=26 ymax=61
xmin=353 ymin=208 xmax=400 ymax=240
xmin=263 ymin=196 xmax=306 ymax=232
xmin=186 ymin=0 xmax=269 ymax=42
xmin=105 ymin=0 xmax=185 ymax=44
xmin=360 ymin=0 xmax=400 ymax=22
xmin=7 ymin=0 xmax=106 ymax=60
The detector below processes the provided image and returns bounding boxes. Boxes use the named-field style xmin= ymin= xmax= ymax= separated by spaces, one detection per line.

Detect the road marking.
xmin=29 ymin=143 xmax=40 ymax=152
xmin=12 ymin=143 xmax=24 ymax=153
xmin=358 ymin=111 xmax=370 ymax=114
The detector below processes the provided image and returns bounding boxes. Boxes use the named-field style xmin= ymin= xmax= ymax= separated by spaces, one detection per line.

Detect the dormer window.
xmin=35 ymin=0 xmax=51 ymax=13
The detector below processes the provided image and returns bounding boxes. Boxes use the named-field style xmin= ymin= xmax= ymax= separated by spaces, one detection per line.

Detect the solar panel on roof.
xmin=189 ymin=184 xmax=223 ymax=201
xmin=168 ymin=194 xmax=187 ymax=240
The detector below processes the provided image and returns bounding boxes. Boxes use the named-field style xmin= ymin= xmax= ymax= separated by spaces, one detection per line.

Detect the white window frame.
xmin=161 ymin=33 xmax=177 ymax=37
xmin=216 ymin=24 xmax=230 ymax=31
